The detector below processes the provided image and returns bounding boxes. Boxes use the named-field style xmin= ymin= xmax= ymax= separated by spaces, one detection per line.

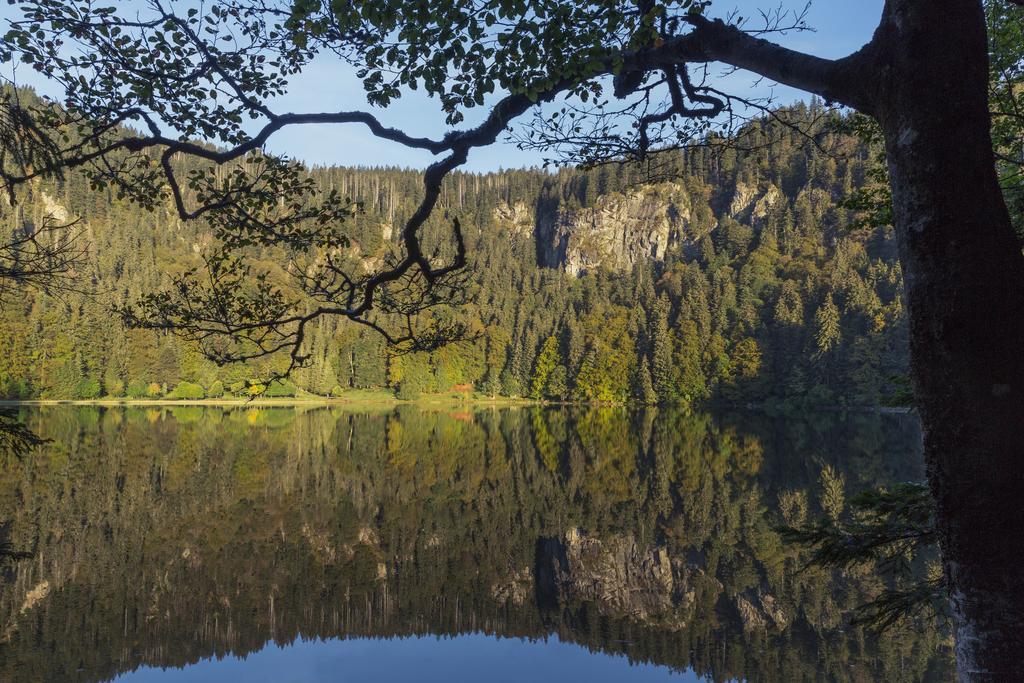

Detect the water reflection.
xmin=0 ymin=406 xmax=952 ymax=681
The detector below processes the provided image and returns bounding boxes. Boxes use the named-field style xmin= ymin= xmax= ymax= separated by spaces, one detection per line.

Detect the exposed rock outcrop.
xmin=1 ymin=580 xmax=50 ymax=643
xmin=729 ymin=181 xmax=782 ymax=228
xmin=493 ymin=200 xmax=535 ymax=239
xmin=300 ymin=523 xmax=385 ymax=571
xmin=39 ymin=192 xmax=72 ymax=224
xmin=735 ymin=594 xmax=767 ymax=632
xmin=534 ymin=183 xmax=693 ymax=276
xmin=759 ymin=592 xmax=789 ymax=630
xmin=728 ymin=181 xmax=761 ymax=219
xmin=490 ymin=180 xmax=788 ymax=276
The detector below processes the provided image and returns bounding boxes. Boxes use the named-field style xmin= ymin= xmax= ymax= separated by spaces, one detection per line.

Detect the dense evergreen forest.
xmin=0 ymin=101 xmax=910 ymax=406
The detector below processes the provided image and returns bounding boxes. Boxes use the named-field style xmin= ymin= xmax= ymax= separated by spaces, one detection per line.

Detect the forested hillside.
xmin=0 ymin=102 xmax=910 ymax=406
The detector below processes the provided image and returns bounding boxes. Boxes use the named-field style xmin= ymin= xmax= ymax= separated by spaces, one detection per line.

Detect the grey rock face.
xmin=493 ymin=200 xmax=535 ymax=239
xmin=534 ymin=528 xmax=793 ymax=634
xmin=730 ymin=181 xmax=783 ymax=228
xmin=490 ymin=566 xmax=533 ymax=606
xmin=490 ymin=180 xmax=785 ymax=276
xmin=533 ymin=184 xmax=693 ymax=276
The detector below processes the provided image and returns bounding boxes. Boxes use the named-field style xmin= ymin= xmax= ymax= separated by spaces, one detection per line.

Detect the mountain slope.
xmin=0 ymin=102 xmax=909 ymax=406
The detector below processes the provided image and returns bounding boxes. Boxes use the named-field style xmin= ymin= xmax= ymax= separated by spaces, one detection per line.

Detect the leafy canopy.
xmin=289 ymin=0 xmax=710 ymax=120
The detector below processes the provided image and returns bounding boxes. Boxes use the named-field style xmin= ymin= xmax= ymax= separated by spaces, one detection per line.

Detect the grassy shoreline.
xmin=0 ymin=397 xmax=914 ymax=414
xmin=0 ymin=393 xmax=541 ymax=408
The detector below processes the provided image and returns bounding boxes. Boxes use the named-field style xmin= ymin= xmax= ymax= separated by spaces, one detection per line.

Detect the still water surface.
xmin=0 ymin=406 xmax=951 ymax=681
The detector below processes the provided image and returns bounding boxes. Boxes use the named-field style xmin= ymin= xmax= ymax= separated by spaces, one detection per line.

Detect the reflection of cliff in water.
xmin=0 ymin=406 xmax=952 ymax=681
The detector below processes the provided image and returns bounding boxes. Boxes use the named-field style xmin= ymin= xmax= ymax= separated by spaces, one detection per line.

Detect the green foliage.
xmin=104 ymin=378 xmax=124 ymax=398
xmin=0 ymin=378 xmax=29 ymax=400
xmin=0 ymin=409 xmax=48 ymax=461
xmin=246 ymin=383 xmax=267 ymax=397
xmin=988 ymin=0 xmax=1024 ymax=239
xmin=262 ymin=379 xmax=297 ymax=398
xmin=572 ymin=346 xmax=630 ymax=403
xmin=74 ymin=378 xmax=102 ymax=400
xmin=126 ymin=381 xmax=148 ymax=399
xmin=207 ymin=380 xmax=224 ymax=399
xmin=287 ymin=0 xmax=710 ymax=122
xmin=545 ymin=365 xmax=568 ymax=400
xmin=819 ymin=465 xmax=845 ymax=524
xmin=650 ymin=295 xmax=676 ymax=404
xmin=635 ymin=358 xmax=657 ymax=405
xmin=880 ymin=374 xmax=914 ymax=407
xmin=168 ymin=382 xmax=205 ymax=401
xmin=395 ymin=353 xmax=433 ymax=400
xmin=813 ymin=295 xmax=841 ymax=358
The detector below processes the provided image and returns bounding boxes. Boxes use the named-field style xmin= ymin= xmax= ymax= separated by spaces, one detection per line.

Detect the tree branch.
xmin=660 ymin=15 xmax=877 ymax=113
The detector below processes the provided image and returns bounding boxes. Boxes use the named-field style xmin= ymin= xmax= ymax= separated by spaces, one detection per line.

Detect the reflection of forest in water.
xmin=0 ymin=406 xmax=952 ymax=682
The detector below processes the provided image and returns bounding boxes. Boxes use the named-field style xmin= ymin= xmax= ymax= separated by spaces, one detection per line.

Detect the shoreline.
xmin=0 ymin=398 xmax=915 ymax=414
xmin=0 ymin=396 xmax=540 ymax=408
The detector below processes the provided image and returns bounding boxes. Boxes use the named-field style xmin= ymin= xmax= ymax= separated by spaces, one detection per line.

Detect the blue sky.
xmin=263 ymin=1 xmax=884 ymax=171
xmin=3 ymin=0 xmax=884 ymax=172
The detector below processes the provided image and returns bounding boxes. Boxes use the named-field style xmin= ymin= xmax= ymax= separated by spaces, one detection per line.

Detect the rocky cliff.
xmin=728 ymin=180 xmax=783 ymax=227
xmin=500 ymin=180 xmax=783 ymax=276
xmin=533 ymin=183 xmax=694 ymax=276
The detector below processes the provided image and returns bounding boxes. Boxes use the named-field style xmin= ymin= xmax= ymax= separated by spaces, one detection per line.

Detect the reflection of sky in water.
xmin=112 ymin=633 xmax=698 ymax=682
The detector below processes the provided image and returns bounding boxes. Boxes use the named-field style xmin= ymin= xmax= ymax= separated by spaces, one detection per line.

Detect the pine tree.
xmin=518 ymin=329 xmax=538 ymax=390
xmin=530 ymin=335 xmax=561 ymax=400
xmin=650 ymin=295 xmax=675 ymax=403
xmin=675 ymin=319 xmax=707 ymax=403
xmin=481 ymin=369 xmax=501 ymax=397
xmin=814 ymin=294 xmax=842 ymax=358
xmin=636 ymin=357 xmax=657 ymax=405
xmin=545 ymin=365 xmax=568 ymax=400
xmin=500 ymin=340 xmax=524 ymax=397
xmin=564 ymin=318 xmax=585 ymax=386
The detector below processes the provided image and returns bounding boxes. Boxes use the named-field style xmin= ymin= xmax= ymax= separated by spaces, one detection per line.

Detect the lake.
xmin=0 ymin=406 xmax=952 ymax=681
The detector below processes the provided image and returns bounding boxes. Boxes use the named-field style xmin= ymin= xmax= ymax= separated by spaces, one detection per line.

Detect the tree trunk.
xmin=874 ymin=1 xmax=1024 ymax=677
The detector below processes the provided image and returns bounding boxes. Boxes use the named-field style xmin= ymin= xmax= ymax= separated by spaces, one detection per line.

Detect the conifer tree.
xmin=636 ymin=358 xmax=657 ymax=405
xmin=500 ymin=341 xmax=524 ymax=398
xmin=814 ymin=295 xmax=842 ymax=358
xmin=530 ymin=335 xmax=561 ymax=400
xmin=650 ymin=296 xmax=676 ymax=404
